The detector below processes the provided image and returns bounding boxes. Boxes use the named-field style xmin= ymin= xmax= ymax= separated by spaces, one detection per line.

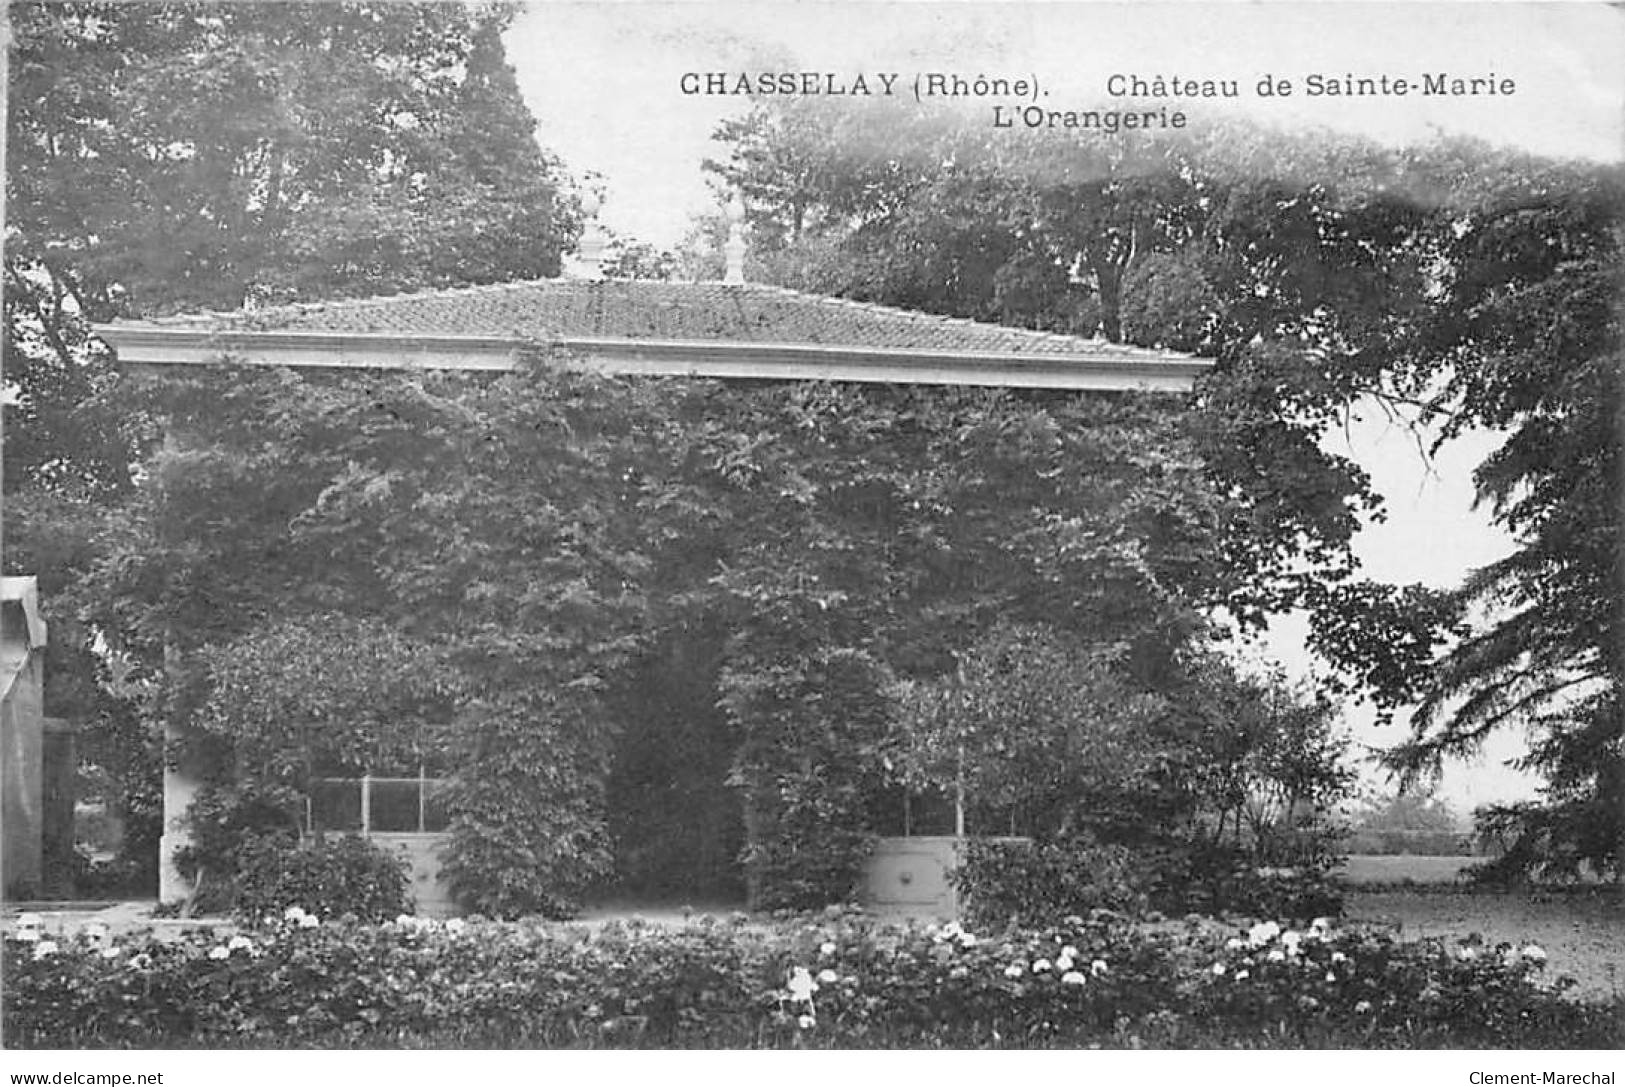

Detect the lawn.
xmin=1344 ymin=888 xmax=1624 ymax=1001
xmin=1337 ymin=854 xmax=1480 ymax=886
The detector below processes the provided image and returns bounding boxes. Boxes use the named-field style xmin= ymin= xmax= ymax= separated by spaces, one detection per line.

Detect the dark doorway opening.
xmin=603 ymin=623 xmax=744 ymax=907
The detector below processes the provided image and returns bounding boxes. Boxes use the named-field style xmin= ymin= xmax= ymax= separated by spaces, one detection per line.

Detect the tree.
xmin=599 ymin=234 xmax=679 ymax=281
xmin=1386 ymin=167 xmax=1624 ymax=881
xmin=887 ymin=623 xmax=1196 ymax=842
xmin=7 ymin=1 xmax=576 ymax=319
xmin=3 ymin=2 xmax=586 ymax=893
xmin=1348 ymin=789 xmax=1466 ymax=856
xmin=701 ymin=102 xmax=1622 ymax=874
xmin=890 ymin=626 xmax=1352 ymax=864
xmin=5 ymin=0 xmax=580 ymax=493
xmin=1180 ymin=661 xmax=1354 ymax=865
xmin=701 ymin=106 xmax=1460 ymax=678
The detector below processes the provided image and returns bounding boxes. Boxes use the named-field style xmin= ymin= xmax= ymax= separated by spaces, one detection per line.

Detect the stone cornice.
xmin=94 ymin=325 xmax=1210 ymax=392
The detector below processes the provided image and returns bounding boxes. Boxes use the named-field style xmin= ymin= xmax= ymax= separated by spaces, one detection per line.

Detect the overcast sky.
xmin=504 ymin=2 xmax=1625 ymax=812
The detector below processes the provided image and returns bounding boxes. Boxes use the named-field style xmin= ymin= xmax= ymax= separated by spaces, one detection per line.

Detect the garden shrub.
xmin=952 ymin=838 xmax=1153 ymax=930
xmin=173 ymin=782 xmax=304 ymax=908
xmin=1165 ymin=844 xmax=1345 ymax=921
xmin=233 ymin=834 xmax=410 ymax=923
xmin=3 ymin=909 xmax=1613 ymax=1049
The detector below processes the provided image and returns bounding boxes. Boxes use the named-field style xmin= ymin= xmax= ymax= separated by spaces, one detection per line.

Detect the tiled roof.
xmin=120 ymin=278 xmax=1189 ymax=364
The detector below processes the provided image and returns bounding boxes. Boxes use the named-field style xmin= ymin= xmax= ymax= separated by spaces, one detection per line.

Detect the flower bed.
xmin=2 ymin=907 xmax=1617 ymax=1048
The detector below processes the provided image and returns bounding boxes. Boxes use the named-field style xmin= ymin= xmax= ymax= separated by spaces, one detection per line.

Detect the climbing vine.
xmin=99 ymin=349 xmax=1244 ymax=914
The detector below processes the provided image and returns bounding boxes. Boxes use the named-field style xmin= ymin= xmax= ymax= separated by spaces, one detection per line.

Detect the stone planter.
xmin=368 ymin=832 xmax=456 ymax=917
xmin=861 ymin=836 xmax=1031 ymax=918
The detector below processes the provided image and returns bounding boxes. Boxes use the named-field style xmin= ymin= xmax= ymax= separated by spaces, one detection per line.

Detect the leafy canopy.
xmin=701 ymin=100 xmax=1623 ymax=877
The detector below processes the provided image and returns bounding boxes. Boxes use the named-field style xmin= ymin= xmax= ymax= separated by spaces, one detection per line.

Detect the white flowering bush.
xmin=1 ymin=906 xmax=1612 ymax=1048
xmin=1183 ymin=917 xmax=1585 ymax=1044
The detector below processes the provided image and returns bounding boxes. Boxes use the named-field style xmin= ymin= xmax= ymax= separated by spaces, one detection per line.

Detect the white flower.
xmin=1330 ymin=951 xmax=1347 ymax=964
xmin=817 ymin=968 xmax=838 ymax=984
xmin=12 ymin=911 xmax=43 ymax=943
xmin=126 ymin=953 xmax=152 ymax=970
xmin=1281 ymin=931 xmax=1303 ymax=955
xmin=394 ymin=914 xmax=415 ymax=927
xmin=1090 ymin=959 xmax=1109 ymax=977
xmin=208 ymin=946 xmax=230 ymax=960
xmin=1060 ymin=970 xmax=1087 ymax=986
xmin=1311 ymin=917 xmax=1333 ymax=933
xmin=1224 ymin=937 xmax=1245 ymax=951
xmin=1031 ymin=958 xmax=1052 ymax=973
xmin=958 ymin=933 xmax=978 ymax=948
xmin=797 ymin=1014 xmax=816 ymax=1030
xmin=32 ymin=939 xmax=58 ymax=960
xmin=1354 ymin=1000 xmax=1373 ymax=1014
xmin=227 ymin=934 xmax=254 ymax=953
xmin=1267 ymin=949 xmax=1285 ymax=962
xmin=297 ymin=912 xmax=320 ymax=929
xmin=1060 ymin=945 xmax=1079 ymax=959
xmin=100 ymin=945 xmax=123 ymax=960
xmin=787 ymin=966 xmax=818 ymax=1002
xmin=1234 ymin=969 xmax=1251 ymax=980
xmin=1004 ymin=963 xmax=1025 ymax=979
xmin=819 ymin=941 xmax=837 ymax=957
xmin=445 ymin=918 xmax=466 ymax=935
xmin=1521 ymin=944 xmax=1547 ymax=964
xmin=1055 ymin=954 xmax=1075 ymax=973
xmin=1211 ymin=962 xmax=1226 ymax=976
xmin=1247 ymin=921 xmax=1281 ymax=947
xmin=1458 ymin=946 xmax=1477 ymax=961
xmin=283 ymin=906 xmax=307 ymax=922
xmin=1324 ymin=971 xmax=1337 ymax=982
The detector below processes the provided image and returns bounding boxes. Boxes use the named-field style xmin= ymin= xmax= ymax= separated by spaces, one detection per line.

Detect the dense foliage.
xmin=889 ymin=627 xmax=1352 ymax=859
xmin=10 ymin=8 xmax=1618 ymax=899
xmin=8 ymin=1 xmax=574 ymax=323
xmin=89 ymin=354 xmax=1279 ymax=914
xmin=231 ymin=835 xmax=411 ymax=924
xmin=3 ymin=1 xmax=584 ymax=897
xmin=1388 ymin=171 xmax=1624 ymax=882
xmin=4 ymin=910 xmax=1613 ymax=1049
xmin=703 ymin=105 xmax=1453 ymax=657
xmin=702 ymin=102 xmax=1624 ymax=875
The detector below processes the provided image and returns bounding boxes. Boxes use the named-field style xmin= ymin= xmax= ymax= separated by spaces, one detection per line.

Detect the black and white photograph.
xmin=1 ymin=0 xmax=1620 ymax=1068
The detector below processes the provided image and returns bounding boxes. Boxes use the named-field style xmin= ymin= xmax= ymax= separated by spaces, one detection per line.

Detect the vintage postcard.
xmin=2 ymin=0 xmax=1620 ymax=1075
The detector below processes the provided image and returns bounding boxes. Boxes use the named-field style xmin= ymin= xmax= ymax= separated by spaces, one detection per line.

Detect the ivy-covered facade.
xmin=95 ymin=263 xmax=1213 ymax=917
